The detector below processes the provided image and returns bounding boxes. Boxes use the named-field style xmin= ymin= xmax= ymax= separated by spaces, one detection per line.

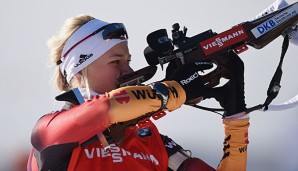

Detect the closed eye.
xmin=110 ymin=60 xmax=120 ymax=64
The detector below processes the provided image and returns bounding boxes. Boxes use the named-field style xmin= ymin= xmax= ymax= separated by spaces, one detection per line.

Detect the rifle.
xmin=59 ymin=2 xmax=298 ymax=147
xmin=107 ymin=2 xmax=298 ymax=145
xmin=117 ymin=2 xmax=298 ymax=89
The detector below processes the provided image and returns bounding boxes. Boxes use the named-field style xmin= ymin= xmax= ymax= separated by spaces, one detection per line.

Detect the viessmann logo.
xmin=199 ymin=25 xmax=248 ymax=56
xmin=84 ymin=144 xmax=159 ymax=165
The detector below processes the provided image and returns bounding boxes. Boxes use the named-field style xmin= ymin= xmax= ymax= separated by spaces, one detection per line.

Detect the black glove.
xmin=167 ymin=61 xmax=213 ymax=102
xmin=205 ymin=50 xmax=246 ymax=117
xmin=165 ymin=60 xmax=180 ymax=81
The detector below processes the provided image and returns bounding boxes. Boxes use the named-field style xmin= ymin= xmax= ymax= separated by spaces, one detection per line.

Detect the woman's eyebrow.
xmin=110 ymin=53 xmax=131 ymax=59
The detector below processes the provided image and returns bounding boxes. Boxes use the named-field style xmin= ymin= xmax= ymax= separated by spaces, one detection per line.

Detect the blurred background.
xmin=1 ymin=0 xmax=298 ymax=170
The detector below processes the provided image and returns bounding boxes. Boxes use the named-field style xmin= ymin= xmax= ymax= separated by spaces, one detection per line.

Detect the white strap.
xmin=262 ymin=94 xmax=298 ymax=111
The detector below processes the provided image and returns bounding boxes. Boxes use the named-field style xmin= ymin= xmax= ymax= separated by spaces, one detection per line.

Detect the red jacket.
xmin=28 ymin=81 xmax=249 ymax=171
xmin=28 ymin=81 xmax=187 ymax=171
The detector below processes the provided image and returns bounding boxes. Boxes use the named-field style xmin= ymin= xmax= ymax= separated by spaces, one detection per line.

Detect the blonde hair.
xmin=47 ymin=14 xmax=94 ymax=91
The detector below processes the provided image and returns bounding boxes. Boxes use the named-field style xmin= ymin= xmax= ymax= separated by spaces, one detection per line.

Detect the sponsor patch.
xmin=180 ymin=72 xmax=199 ymax=85
xmin=251 ymin=4 xmax=298 ymax=38
xmin=84 ymin=144 xmax=159 ymax=165
xmin=131 ymin=90 xmax=157 ymax=100
xmin=112 ymin=90 xmax=130 ymax=104
xmin=199 ymin=25 xmax=248 ymax=56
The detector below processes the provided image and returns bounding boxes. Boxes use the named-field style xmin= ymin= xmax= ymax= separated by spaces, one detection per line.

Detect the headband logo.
xmin=74 ymin=54 xmax=94 ymax=67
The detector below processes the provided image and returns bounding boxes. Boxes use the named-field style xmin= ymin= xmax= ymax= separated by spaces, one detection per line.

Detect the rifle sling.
xmin=263 ymin=34 xmax=289 ymax=110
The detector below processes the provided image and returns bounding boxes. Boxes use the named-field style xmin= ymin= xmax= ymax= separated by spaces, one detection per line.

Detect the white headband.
xmin=60 ymin=18 xmax=127 ymax=83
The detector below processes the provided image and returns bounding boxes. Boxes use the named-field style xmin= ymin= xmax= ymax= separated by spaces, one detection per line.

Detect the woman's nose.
xmin=121 ymin=64 xmax=134 ymax=76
